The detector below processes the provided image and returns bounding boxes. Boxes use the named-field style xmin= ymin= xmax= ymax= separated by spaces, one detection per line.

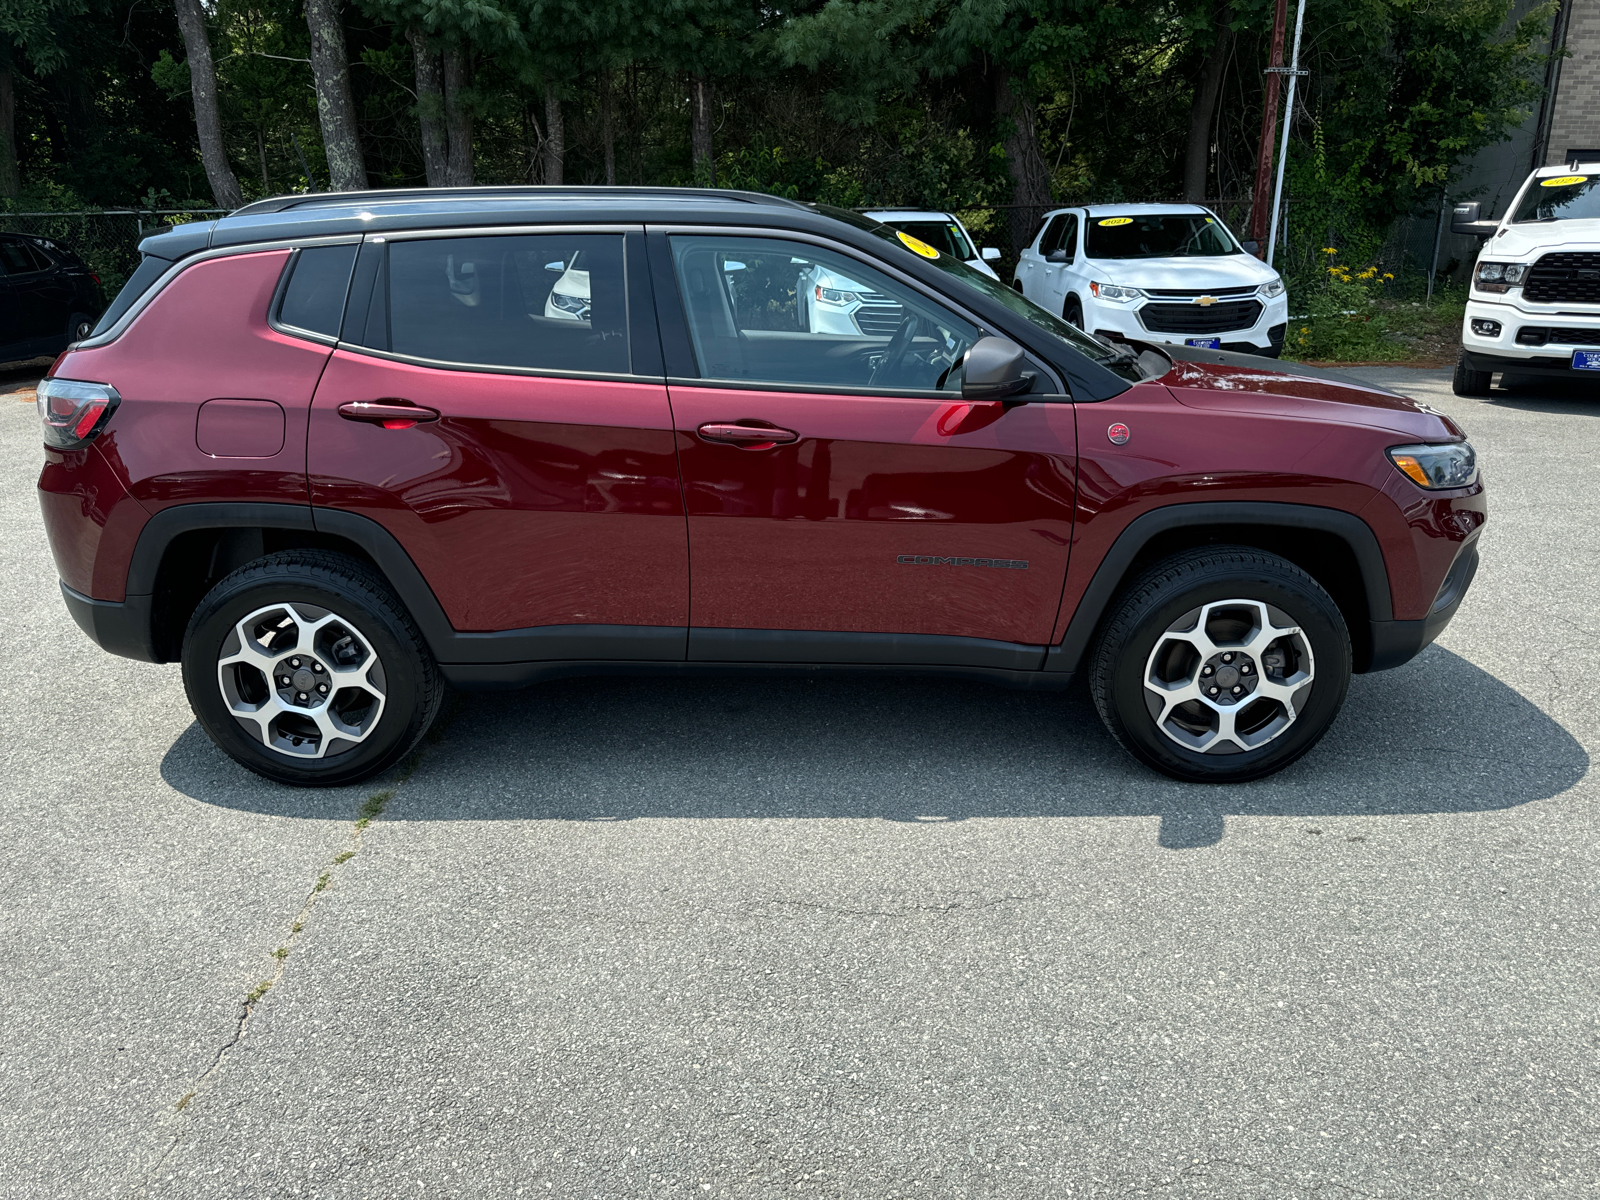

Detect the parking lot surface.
xmin=1 ymin=366 xmax=1595 ymax=1198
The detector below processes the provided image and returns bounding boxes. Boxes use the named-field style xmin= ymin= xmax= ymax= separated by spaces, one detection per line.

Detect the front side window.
xmin=1512 ymin=174 xmax=1600 ymax=223
xmin=386 ymin=233 xmax=628 ymax=374
xmin=1038 ymin=215 xmax=1069 ymax=256
xmin=670 ymin=235 xmax=979 ymax=391
xmin=1085 ymin=213 xmax=1239 ymax=259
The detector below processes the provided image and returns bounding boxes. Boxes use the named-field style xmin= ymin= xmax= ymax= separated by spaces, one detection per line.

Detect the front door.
xmin=659 ymin=232 xmax=1077 ymax=663
xmin=309 ymin=230 xmax=687 ymax=651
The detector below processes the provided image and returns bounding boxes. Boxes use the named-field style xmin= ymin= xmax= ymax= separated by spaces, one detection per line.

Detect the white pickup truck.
xmin=1454 ymin=154 xmax=1600 ymax=394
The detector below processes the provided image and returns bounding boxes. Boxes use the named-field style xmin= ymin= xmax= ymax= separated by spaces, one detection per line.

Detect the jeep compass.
xmin=37 ymin=187 xmax=1485 ymax=786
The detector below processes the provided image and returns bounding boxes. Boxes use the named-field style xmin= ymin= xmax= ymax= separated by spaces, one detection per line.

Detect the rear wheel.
xmin=1089 ymin=548 xmax=1351 ymax=783
xmin=181 ymin=551 xmax=442 ymax=786
xmin=1452 ymin=353 xmax=1492 ymax=397
xmin=67 ymin=312 xmax=94 ymax=342
xmin=1064 ymin=294 xmax=1085 ymax=329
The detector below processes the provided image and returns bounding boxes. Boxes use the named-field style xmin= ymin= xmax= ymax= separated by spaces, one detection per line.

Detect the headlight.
xmin=1258 ymin=278 xmax=1286 ymax=299
xmin=1474 ymin=262 xmax=1527 ymax=293
xmin=1388 ymin=442 xmax=1479 ymax=489
xmin=1091 ymin=282 xmax=1141 ymax=302
xmin=548 ymin=291 xmax=589 ymax=319
xmin=815 ymin=286 xmax=861 ymax=306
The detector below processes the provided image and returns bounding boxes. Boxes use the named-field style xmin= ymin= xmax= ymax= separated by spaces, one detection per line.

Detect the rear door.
xmin=655 ymin=231 xmax=1077 ymax=665
xmin=1014 ymin=215 xmax=1057 ymax=301
xmin=309 ymin=229 xmax=688 ymax=651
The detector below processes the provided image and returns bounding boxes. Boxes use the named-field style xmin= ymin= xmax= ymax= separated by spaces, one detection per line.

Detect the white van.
xmin=1454 ymin=154 xmax=1600 ymax=394
xmin=1013 ymin=203 xmax=1289 ymax=358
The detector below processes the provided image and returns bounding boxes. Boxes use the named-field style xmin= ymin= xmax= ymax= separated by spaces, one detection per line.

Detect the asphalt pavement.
xmin=1 ymin=364 xmax=1596 ymax=1198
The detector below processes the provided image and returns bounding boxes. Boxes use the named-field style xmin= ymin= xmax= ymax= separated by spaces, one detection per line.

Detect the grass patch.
xmin=244 ymin=981 xmax=272 ymax=1005
xmin=270 ymin=946 xmax=288 ymax=960
xmin=1285 ymin=292 xmax=1467 ymax=365
xmin=313 ymin=873 xmax=331 ymax=894
xmin=332 ymin=850 xmax=355 ymax=865
xmin=355 ymin=789 xmax=394 ymax=829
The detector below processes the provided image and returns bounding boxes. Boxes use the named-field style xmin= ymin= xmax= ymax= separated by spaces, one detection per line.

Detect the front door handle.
xmin=337 ymin=400 xmax=441 ymax=430
xmin=697 ymin=422 xmax=799 ymax=450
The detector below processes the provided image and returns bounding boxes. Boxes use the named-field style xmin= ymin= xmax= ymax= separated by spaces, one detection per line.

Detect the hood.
xmin=1486 ymin=219 xmax=1600 ymax=258
xmin=1094 ymin=254 xmax=1276 ymax=291
xmin=1160 ymin=354 xmax=1465 ymax=441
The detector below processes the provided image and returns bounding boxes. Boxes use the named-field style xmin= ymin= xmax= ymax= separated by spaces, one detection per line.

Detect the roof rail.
xmin=228 ymin=185 xmax=810 ymax=218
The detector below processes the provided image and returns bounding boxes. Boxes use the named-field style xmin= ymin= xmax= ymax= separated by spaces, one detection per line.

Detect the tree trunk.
xmin=173 ymin=0 xmax=244 ymax=209
xmin=442 ymin=47 xmax=472 ymax=186
xmin=0 ymin=65 xmax=19 ymax=198
xmin=304 ymin=0 xmax=367 ymax=190
xmin=689 ymin=74 xmax=713 ymax=184
xmin=996 ymin=69 xmax=1051 ymax=258
xmin=543 ymin=81 xmax=564 ymax=185
xmin=407 ymin=28 xmax=447 ymax=187
xmin=256 ymin=127 xmax=270 ymax=191
xmin=600 ymin=67 xmax=615 ymax=186
xmin=1183 ymin=8 xmax=1233 ymax=202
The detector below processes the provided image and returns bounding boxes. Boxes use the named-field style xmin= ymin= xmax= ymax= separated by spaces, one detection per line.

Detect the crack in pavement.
xmin=125 ymin=714 xmax=452 ymax=1198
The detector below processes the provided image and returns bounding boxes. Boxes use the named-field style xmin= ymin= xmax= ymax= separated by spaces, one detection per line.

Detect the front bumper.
xmin=1088 ymin=291 xmax=1288 ymax=357
xmin=1364 ymin=540 xmax=1479 ymax=671
xmin=1461 ymin=295 xmax=1600 ymax=377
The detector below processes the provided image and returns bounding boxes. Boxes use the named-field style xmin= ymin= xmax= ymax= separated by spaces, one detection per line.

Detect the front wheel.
xmin=1452 ymin=353 xmax=1492 ymax=397
xmin=181 ymin=551 xmax=442 ymax=786
xmin=1063 ymin=294 xmax=1085 ymax=329
xmin=1089 ymin=548 xmax=1351 ymax=783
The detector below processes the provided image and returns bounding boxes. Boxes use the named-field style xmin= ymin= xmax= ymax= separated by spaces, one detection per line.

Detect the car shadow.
xmin=162 ymin=645 xmax=1587 ymax=849
xmin=1489 ymin=374 xmax=1600 ymax=413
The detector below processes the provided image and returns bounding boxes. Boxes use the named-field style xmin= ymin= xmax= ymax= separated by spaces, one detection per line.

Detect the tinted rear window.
xmin=278 ymin=244 xmax=358 ymax=337
xmin=386 ymin=233 xmax=629 ymax=374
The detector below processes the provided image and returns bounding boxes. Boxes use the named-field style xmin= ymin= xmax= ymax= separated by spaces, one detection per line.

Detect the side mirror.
xmin=1240 ymin=239 xmax=1261 ymax=258
xmin=1451 ymin=202 xmax=1498 ymax=238
xmin=1046 ymin=248 xmax=1070 ymax=264
xmin=961 ymin=336 xmax=1033 ymax=400
xmin=980 ymin=247 xmax=1002 ymax=262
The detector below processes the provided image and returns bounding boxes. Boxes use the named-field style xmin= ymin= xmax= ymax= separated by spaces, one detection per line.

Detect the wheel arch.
xmin=1048 ymin=502 xmax=1394 ymax=676
xmin=129 ymin=504 xmax=456 ymax=663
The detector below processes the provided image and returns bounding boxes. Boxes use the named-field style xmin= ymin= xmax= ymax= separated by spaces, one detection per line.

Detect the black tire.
xmin=66 ymin=312 xmax=94 ymax=342
xmin=1012 ymin=278 xmax=1025 ymax=293
xmin=1452 ymin=353 xmax=1492 ymax=397
xmin=1089 ymin=547 xmax=1352 ymax=783
xmin=1063 ymin=294 xmax=1085 ymax=329
xmin=181 ymin=551 xmax=442 ymax=786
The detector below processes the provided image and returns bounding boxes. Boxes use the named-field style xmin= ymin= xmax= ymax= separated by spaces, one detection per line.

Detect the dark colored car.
xmin=1 ymin=232 xmax=102 ymax=362
xmin=36 ymin=187 xmax=1486 ymax=786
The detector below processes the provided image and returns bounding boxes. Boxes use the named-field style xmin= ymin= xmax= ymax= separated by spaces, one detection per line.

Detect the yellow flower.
xmin=1383 ymin=272 xmax=1394 ymax=280
xmin=1300 ymin=326 xmax=1308 ymax=333
xmin=1322 ymin=247 xmax=1338 ymax=254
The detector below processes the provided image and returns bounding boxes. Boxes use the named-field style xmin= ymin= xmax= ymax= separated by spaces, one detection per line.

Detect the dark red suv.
xmin=37 ymin=187 xmax=1485 ymax=786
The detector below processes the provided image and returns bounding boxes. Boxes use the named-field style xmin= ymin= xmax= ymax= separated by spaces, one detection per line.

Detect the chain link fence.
xmin=0 ymin=209 xmax=225 ymax=298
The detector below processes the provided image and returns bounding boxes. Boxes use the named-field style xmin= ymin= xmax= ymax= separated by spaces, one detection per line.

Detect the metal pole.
xmin=1266 ymin=0 xmax=1307 ymax=268
xmin=1428 ymin=190 xmax=1446 ymax=303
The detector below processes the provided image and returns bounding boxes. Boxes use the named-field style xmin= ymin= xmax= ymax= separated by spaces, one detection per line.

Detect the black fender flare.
xmin=124 ymin=502 xmax=683 ymax=666
xmin=1045 ymin=501 xmax=1396 ymax=675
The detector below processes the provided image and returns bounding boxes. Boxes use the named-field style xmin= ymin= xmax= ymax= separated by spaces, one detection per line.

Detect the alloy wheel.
xmin=1142 ymin=598 xmax=1314 ymax=755
xmin=215 ymin=602 xmax=387 ymax=759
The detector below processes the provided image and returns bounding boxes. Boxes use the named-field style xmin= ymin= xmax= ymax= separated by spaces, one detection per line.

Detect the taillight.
xmin=37 ymin=378 xmax=121 ymax=448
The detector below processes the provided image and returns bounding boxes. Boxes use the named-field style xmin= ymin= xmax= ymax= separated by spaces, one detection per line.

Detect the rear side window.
xmin=385 ymin=234 xmax=629 ymax=374
xmin=277 ymin=243 xmax=358 ymax=338
xmin=0 ymin=240 xmax=40 ymax=274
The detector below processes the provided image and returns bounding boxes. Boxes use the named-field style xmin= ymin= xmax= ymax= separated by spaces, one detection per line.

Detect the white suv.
xmin=862 ymin=210 xmax=1002 ymax=279
xmin=1454 ymin=156 xmax=1600 ymax=394
xmin=1013 ymin=203 xmax=1288 ymax=357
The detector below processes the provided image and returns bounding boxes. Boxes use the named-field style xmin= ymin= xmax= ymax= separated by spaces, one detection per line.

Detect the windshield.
xmin=882 ymin=219 xmax=974 ymax=260
xmin=813 ymin=204 xmax=1144 ymax=381
xmin=1512 ymin=174 xmax=1600 ymax=222
xmin=1085 ymin=213 xmax=1239 ymax=259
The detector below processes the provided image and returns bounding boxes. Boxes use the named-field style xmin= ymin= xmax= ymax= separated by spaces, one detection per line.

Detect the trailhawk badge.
xmin=1107 ymin=422 xmax=1131 ymax=444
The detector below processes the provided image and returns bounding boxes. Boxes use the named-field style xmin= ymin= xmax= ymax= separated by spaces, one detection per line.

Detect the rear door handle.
xmin=337 ymin=400 xmax=441 ymax=430
xmin=697 ymin=422 xmax=799 ymax=449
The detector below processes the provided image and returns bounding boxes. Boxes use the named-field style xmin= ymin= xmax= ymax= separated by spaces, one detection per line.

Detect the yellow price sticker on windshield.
xmin=1542 ymin=175 xmax=1588 ymax=187
xmin=897 ymin=230 xmax=940 ymax=258
xmin=1098 ymin=217 xmax=1133 ymax=226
